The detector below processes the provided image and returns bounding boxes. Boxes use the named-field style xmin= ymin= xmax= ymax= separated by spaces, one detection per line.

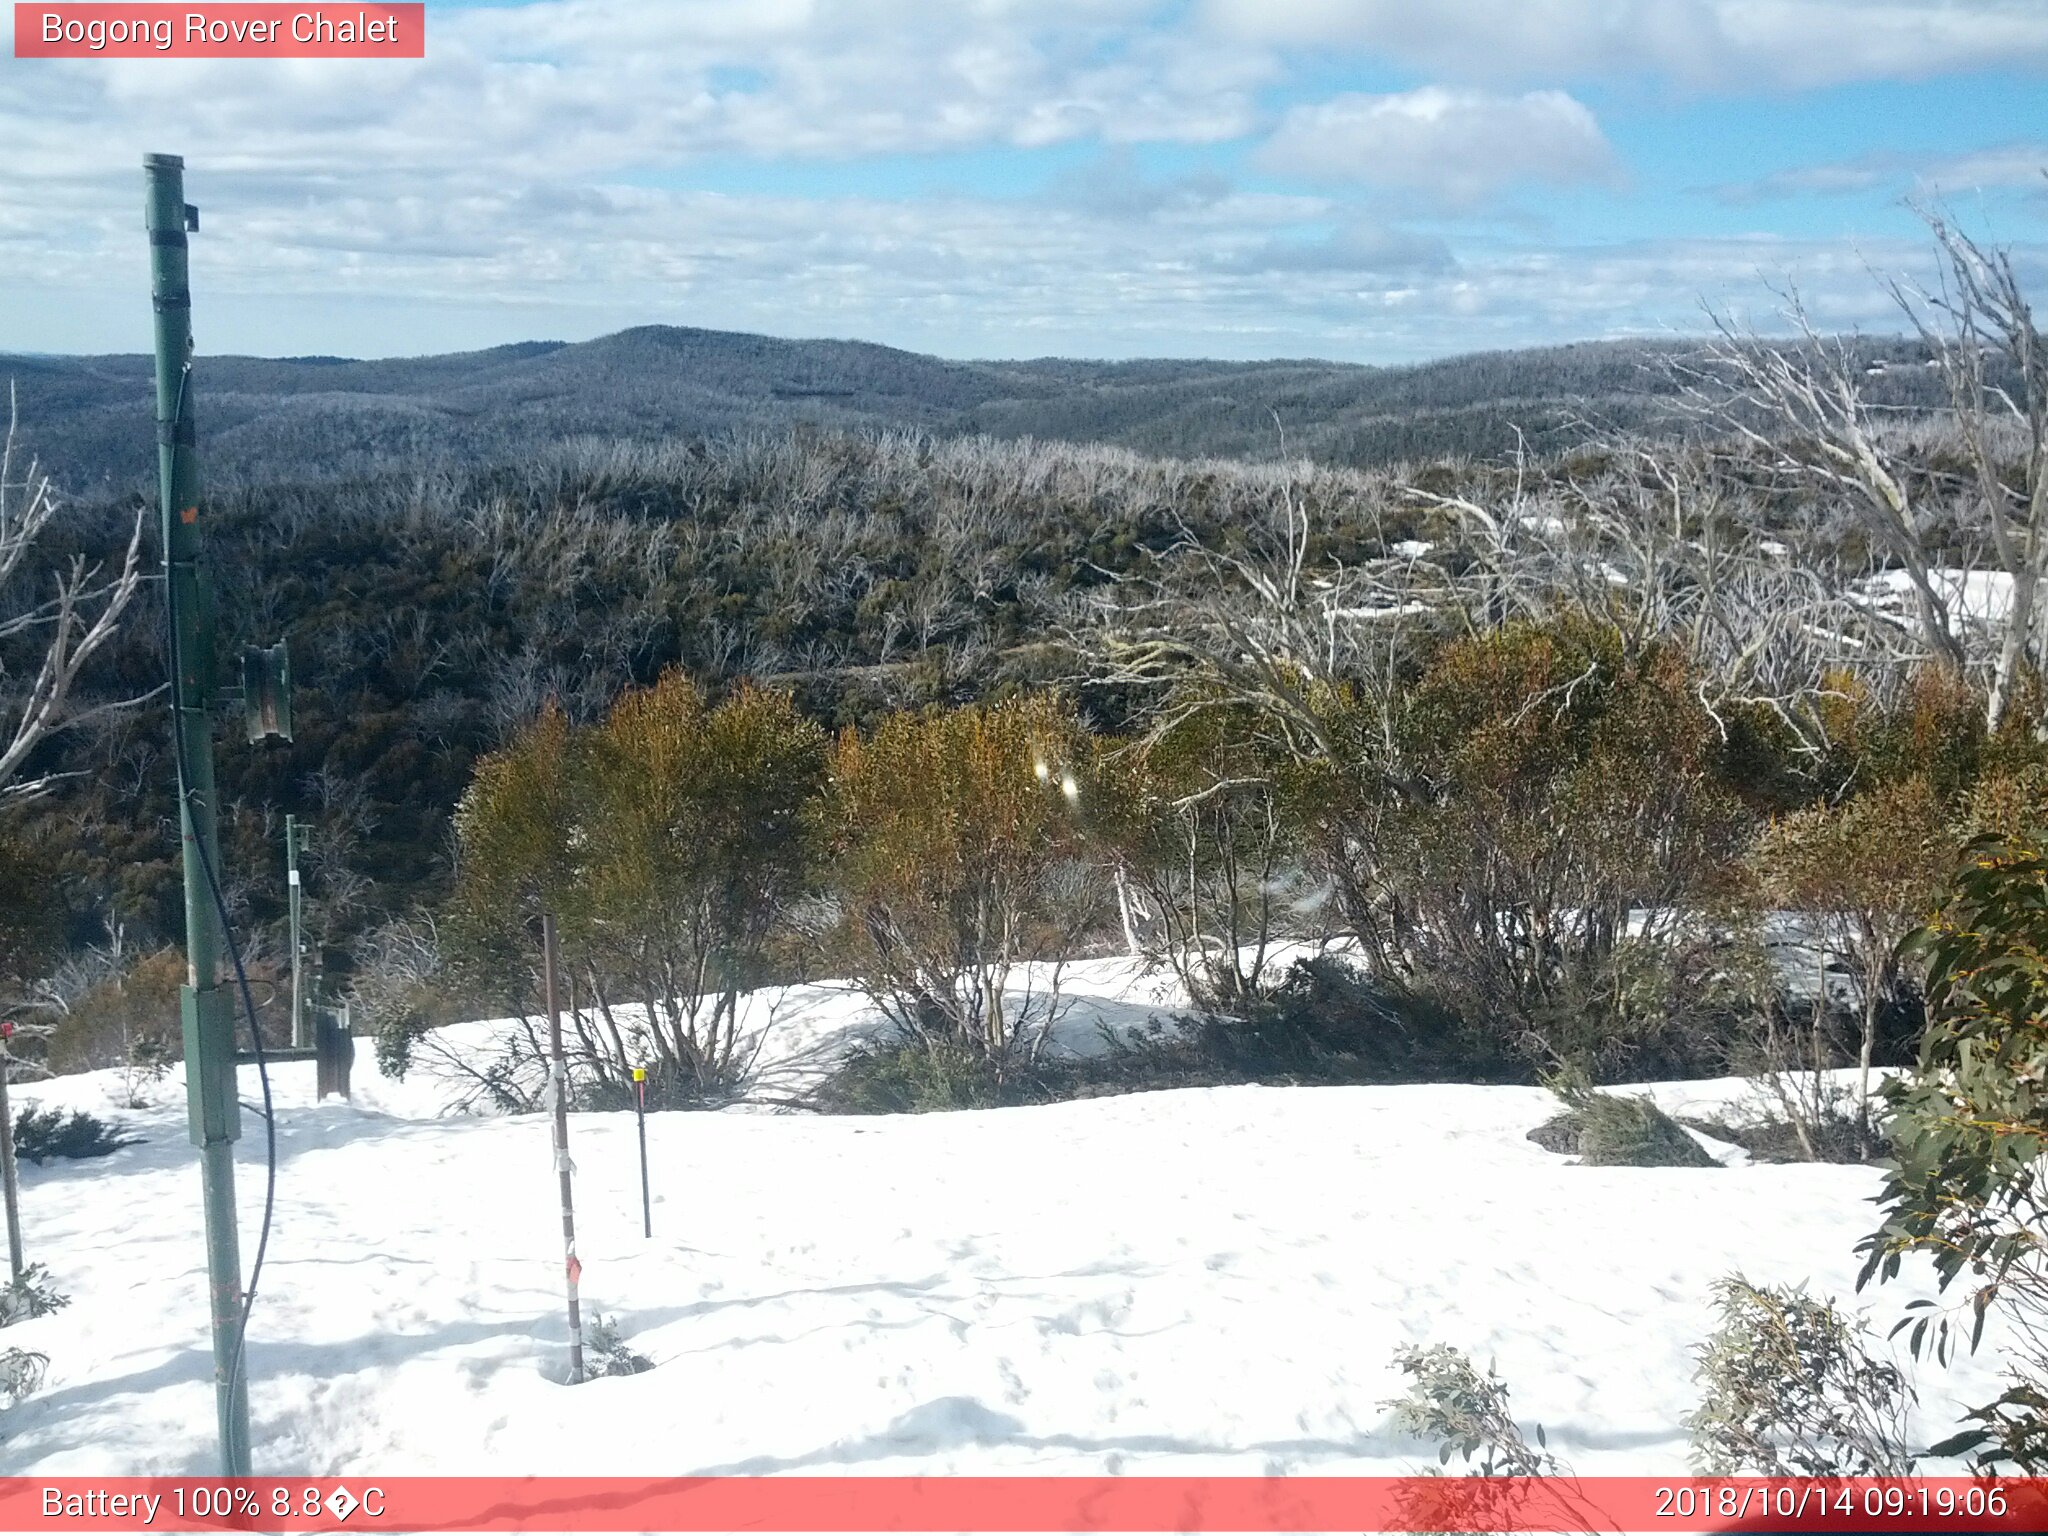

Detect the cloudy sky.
xmin=2 ymin=0 xmax=2045 ymax=362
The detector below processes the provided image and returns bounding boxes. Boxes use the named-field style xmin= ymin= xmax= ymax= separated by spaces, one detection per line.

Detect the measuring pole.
xmin=633 ymin=1066 xmax=651 ymax=1238
xmin=543 ymin=915 xmax=585 ymax=1383
xmin=1 ymin=1022 xmax=23 ymax=1284
xmin=147 ymin=152 xmax=252 ymax=1476
xmin=286 ymin=815 xmax=308 ymax=1048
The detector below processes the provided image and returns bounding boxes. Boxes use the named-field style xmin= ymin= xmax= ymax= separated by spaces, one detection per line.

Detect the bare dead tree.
xmin=1675 ymin=191 xmax=2048 ymax=733
xmin=0 ymin=383 xmax=151 ymax=799
xmin=1403 ymin=437 xmax=1916 ymax=759
xmin=1679 ymin=292 xmax=1969 ymax=681
xmin=1893 ymin=197 xmax=2048 ymax=731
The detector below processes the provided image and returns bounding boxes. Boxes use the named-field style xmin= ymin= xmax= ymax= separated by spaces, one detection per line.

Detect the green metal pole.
xmin=287 ymin=815 xmax=307 ymax=1050
xmin=147 ymin=152 xmax=252 ymax=1478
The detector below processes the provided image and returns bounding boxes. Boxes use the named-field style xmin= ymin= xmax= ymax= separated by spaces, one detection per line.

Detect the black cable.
xmin=160 ymin=360 xmax=278 ymax=1429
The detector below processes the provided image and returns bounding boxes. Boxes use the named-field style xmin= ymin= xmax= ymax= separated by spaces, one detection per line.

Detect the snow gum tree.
xmin=1091 ymin=698 xmax=1331 ymax=1007
xmin=815 ymin=694 xmax=1104 ymax=1063
xmin=1376 ymin=617 xmax=1752 ymax=1073
xmin=1750 ymin=778 xmax=1955 ymax=1141
xmin=574 ymin=675 xmax=824 ymax=1098
xmin=448 ymin=677 xmax=825 ymax=1104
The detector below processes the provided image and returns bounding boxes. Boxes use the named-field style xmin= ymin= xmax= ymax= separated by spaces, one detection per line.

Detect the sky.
xmin=1 ymin=0 xmax=2045 ymax=363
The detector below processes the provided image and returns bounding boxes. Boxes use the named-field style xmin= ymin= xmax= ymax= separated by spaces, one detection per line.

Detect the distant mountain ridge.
xmin=0 ymin=324 xmax=1938 ymax=493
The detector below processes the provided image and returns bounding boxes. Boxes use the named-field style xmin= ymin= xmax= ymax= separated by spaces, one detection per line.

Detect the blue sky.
xmin=1 ymin=0 xmax=2044 ymax=362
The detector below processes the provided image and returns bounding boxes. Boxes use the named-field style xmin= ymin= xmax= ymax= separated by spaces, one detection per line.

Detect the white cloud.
xmin=1 ymin=0 xmax=2043 ymax=364
xmin=0 ymin=1 xmax=1271 ymax=191
xmin=5 ymin=153 xmax=2021 ymax=366
xmin=1711 ymin=143 xmax=2048 ymax=205
xmin=1257 ymin=89 xmax=1620 ymax=211
xmin=1198 ymin=0 xmax=2048 ymax=89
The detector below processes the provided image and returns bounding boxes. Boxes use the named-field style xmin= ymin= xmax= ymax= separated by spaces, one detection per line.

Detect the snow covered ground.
xmin=0 ymin=964 xmax=2017 ymax=1480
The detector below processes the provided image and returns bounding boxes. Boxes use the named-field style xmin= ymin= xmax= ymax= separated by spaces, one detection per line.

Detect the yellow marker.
xmin=632 ymin=1067 xmax=646 ymax=1083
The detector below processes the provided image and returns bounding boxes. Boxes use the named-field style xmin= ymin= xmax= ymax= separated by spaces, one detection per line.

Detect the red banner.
xmin=1 ymin=1477 xmax=2046 ymax=1532
xmin=12 ymin=5 xmax=425 ymax=59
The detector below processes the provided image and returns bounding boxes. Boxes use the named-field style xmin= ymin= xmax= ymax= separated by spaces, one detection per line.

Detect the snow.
xmin=0 ymin=969 xmax=2018 ymax=1481
xmin=1852 ymin=566 xmax=2016 ymax=631
xmin=1328 ymin=602 xmax=1438 ymax=622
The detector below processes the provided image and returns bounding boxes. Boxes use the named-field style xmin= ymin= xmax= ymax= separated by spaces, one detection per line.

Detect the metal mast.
xmin=147 ymin=151 xmax=253 ymax=1477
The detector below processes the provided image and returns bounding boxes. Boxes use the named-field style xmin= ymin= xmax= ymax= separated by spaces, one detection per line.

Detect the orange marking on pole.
xmin=180 ymin=506 xmax=198 ymax=524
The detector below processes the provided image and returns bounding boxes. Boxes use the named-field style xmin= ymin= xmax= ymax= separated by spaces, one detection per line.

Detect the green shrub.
xmin=1686 ymin=1275 xmax=1915 ymax=1476
xmin=1094 ymin=702 xmax=1328 ymax=1007
xmin=1384 ymin=1342 xmax=1559 ymax=1475
xmin=1380 ymin=1344 xmax=1603 ymax=1536
xmin=449 ymin=677 xmax=827 ymax=1102
xmin=13 ymin=1105 xmax=137 ymax=1164
xmin=813 ymin=1037 xmax=1019 ymax=1114
xmin=1750 ymin=775 xmax=1954 ymax=1125
xmin=582 ymin=1314 xmax=653 ymax=1379
xmin=1537 ymin=1072 xmax=1717 ymax=1168
xmin=815 ymin=694 xmax=1104 ymax=1061
xmin=1190 ymin=955 xmax=1510 ymax=1084
xmin=1370 ymin=619 xmax=1754 ymax=1070
xmin=0 ymin=1264 xmax=68 ymax=1328
xmin=43 ymin=947 xmax=185 ymax=1076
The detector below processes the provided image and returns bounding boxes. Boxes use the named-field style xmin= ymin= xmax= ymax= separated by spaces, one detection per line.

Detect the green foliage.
xmin=1094 ymin=702 xmax=1329 ymax=1006
xmin=581 ymin=1314 xmax=653 ymax=1379
xmin=447 ymin=699 xmax=577 ymax=983
xmin=448 ymin=677 xmax=825 ymax=1101
xmin=1685 ymin=1275 xmax=1915 ymax=1476
xmin=12 ymin=1105 xmax=137 ymax=1164
xmin=372 ymin=1002 xmax=432 ymax=1082
xmin=1201 ymin=955 xmax=1505 ymax=1084
xmin=1384 ymin=1343 xmax=1560 ymax=1477
xmin=0 ymin=824 xmax=64 ymax=986
xmin=1380 ymin=619 xmax=1752 ymax=1072
xmin=816 ymin=694 xmax=1104 ymax=1059
xmin=1857 ymin=829 xmax=2048 ymax=1470
xmin=814 ymin=957 xmax=1504 ymax=1112
xmin=1748 ymin=774 xmax=1956 ymax=1141
xmin=1540 ymin=1070 xmax=1718 ymax=1168
xmin=1753 ymin=778 xmax=1955 ymax=964
xmin=1810 ymin=665 xmax=1995 ymax=802
xmin=0 ymin=1264 xmax=68 ymax=1328
xmin=813 ymin=1037 xmax=1018 ymax=1114
xmin=42 ymin=947 xmax=184 ymax=1076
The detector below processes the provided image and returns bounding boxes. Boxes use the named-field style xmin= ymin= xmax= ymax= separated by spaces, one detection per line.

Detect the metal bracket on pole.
xmin=180 ymin=986 xmax=241 ymax=1146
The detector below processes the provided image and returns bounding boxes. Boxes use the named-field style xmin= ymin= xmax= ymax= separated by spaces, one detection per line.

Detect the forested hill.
xmin=0 ymin=326 xmax=1942 ymax=492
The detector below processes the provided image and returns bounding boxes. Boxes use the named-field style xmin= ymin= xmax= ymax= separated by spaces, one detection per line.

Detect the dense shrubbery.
xmin=424 ymin=602 xmax=2048 ymax=1111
